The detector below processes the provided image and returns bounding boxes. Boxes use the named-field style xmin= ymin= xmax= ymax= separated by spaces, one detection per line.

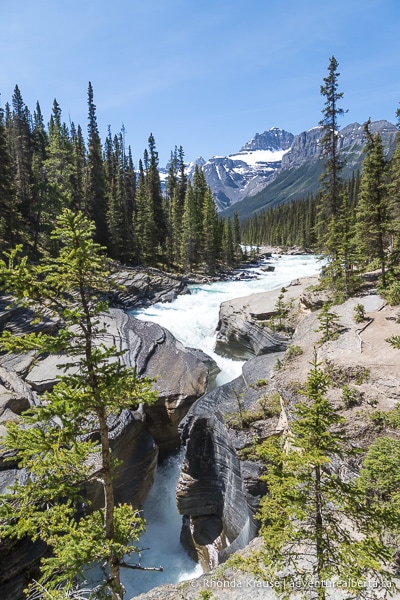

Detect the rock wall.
xmin=176 ymin=352 xmax=284 ymax=571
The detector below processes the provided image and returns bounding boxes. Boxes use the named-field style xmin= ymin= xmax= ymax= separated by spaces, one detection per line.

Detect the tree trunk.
xmin=98 ymin=407 xmax=124 ymax=600
xmin=315 ymin=465 xmax=326 ymax=600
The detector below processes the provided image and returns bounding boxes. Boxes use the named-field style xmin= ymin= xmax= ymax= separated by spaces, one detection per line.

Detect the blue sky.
xmin=1 ymin=0 xmax=399 ymax=166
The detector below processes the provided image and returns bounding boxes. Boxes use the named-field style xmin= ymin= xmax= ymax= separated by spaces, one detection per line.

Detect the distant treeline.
xmin=0 ymin=83 xmax=241 ymax=272
xmin=241 ymin=173 xmax=361 ymax=250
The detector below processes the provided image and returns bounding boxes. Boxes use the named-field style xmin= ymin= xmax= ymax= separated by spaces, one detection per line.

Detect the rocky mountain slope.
xmin=194 ymin=120 xmax=397 ymax=218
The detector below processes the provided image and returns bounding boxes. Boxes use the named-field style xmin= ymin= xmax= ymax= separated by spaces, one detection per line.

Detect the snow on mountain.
xmin=198 ymin=121 xmax=397 ymax=212
xmin=197 ymin=129 xmax=294 ymax=211
xmin=160 ymin=121 xmax=397 ymax=214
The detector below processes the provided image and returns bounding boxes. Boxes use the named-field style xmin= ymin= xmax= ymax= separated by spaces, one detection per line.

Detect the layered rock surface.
xmin=215 ymin=276 xmax=319 ymax=359
xmin=176 ymin=351 xmax=284 ymax=572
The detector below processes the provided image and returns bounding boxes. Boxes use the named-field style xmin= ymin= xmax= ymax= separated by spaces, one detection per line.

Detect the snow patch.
xmin=228 ymin=148 xmax=289 ymax=166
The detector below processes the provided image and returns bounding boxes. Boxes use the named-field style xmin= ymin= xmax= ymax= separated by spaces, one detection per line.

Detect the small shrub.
xmin=285 ymin=345 xmax=303 ymax=360
xmin=254 ymin=379 xmax=267 ymax=387
xmin=315 ymin=302 xmax=341 ymax=343
xmin=324 ymin=361 xmax=370 ymax=386
xmin=353 ymin=303 xmax=366 ymax=323
xmin=342 ymin=384 xmax=363 ymax=408
xmin=259 ymin=392 xmax=281 ymax=417
xmin=370 ymin=408 xmax=400 ymax=430
xmin=386 ymin=335 xmax=400 ymax=349
xmin=199 ymin=591 xmax=216 ymax=600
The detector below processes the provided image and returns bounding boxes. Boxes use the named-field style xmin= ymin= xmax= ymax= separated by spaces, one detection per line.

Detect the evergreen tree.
xmin=240 ymin=355 xmax=398 ymax=599
xmin=233 ymin=211 xmax=242 ymax=264
xmin=86 ymin=82 xmax=107 ymax=246
xmin=202 ymin=188 xmax=218 ymax=271
xmin=41 ymin=100 xmax=75 ymax=250
xmin=177 ymin=145 xmax=188 ymax=206
xmin=9 ymin=85 xmax=33 ymax=231
xmin=70 ymin=122 xmax=86 ymax=213
xmin=356 ymin=119 xmax=391 ymax=288
xmin=146 ymin=133 xmax=165 ymax=258
xmin=0 ymin=106 xmax=20 ymax=249
xmin=221 ymin=216 xmax=235 ymax=267
xmin=385 ymin=106 xmax=400 ymax=276
xmin=318 ymin=56 xmax=345 ymax=228
xmin=0 ymin=210 xmax=157 ymax=599
xmin=31 ymin=101 xmax=49 ymax=254
xmin=106 ymin=130 xmax=135 ymax=263
xmin=180 ymin=181 xmax=198 ymax=271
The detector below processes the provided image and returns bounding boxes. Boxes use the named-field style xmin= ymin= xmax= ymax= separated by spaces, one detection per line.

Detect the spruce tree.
xmin=385 ymin=106 xmax=400 ymax=277
xmin=70 ymin=122 xmax=86 ymax=213
xmin=356 ymin=119 xmax=391 ymax=288
xmin=233 ymin=211 xmax=242 ymax=264
xmin=0 ymin=210 xmax=157 ymax=599
xmin=180 ymin=181 xmax=198 ymax=271
xmin=31 ymin=101 xmax=49 ymax=254
xmin=9 ymin=85 xmax=33 ymax=232
xmin=86 ymin=82 xmax=107 ymax=246
xmin=202 ymin=188 xmax=218 ymax=271
xmin=42 ymin=100 xmax=75 ymax=248
xmin=146 ymin=133 xmax=165 ymax=258
xmin=318 ymin=56 xmax=345 ymax=226
xmin=0 ymin=106 xmax=20 ymax=249
xmin=240 ymin=354 xmax=398 ymax=599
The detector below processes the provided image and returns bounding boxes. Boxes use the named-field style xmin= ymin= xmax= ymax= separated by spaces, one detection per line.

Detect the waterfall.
xmin=124 ymin=254 xmax=321 ymax=596
xmin=123 ymin=452 xmax=202 ymax=598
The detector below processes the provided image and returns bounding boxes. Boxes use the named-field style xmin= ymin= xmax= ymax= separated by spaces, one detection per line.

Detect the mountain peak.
xmin=240 ymin=128 xmax=294 ymax=153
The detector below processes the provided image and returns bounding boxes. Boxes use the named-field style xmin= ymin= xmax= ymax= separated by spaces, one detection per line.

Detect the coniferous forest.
xmin=0 ymin=82 xmax=242 ymax=272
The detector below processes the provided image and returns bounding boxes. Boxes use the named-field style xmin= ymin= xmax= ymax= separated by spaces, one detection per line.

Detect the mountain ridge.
xmin=193 ymin=120 xmax=397 ymax=219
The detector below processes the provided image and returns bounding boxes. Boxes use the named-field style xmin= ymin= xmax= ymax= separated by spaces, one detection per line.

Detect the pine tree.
xmin=202 ymin=188 xmax=218 ymax=271
xmin=233 ymin=211 xmax=242 ymax=264
xmin=221 ymin=216 xmax=234 ymax=267
xmin=0 ymin=210 xmax=157 ymax=599
xmin=146 ymin=133 xmax=165 ymax=259
xmin=385 ymin=107 xmax=400 ymax=279
xmin=41 ymin=100 xmax=75 ymax=250
xmin=70 ymin=122 xmax=86 ymax=213
xmin=105 ymin=130 xmax=135 ymax=263
xmin=31 ymin=101 xmax=49 ymax=254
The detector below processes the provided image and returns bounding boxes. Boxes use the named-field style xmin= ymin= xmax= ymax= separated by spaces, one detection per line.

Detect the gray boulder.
xmin=109 ymin=267 xmax=190 ymax=308
xmin=215 ymin=293 xmax=289 ymax=359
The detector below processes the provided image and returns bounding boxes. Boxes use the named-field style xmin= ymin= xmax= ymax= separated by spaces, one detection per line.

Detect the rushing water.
xmin=123 ymin=254 xmax=321 ymax=597
xmin=132 ymin=254 xmax=322 ymax=384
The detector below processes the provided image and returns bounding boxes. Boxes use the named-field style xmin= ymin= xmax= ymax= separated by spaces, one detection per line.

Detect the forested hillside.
xmin=0 ymin=83 xmax=241 ymax=273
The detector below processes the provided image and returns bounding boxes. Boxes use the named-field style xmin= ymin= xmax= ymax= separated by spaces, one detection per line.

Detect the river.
xmin=123 ymin=253 xmax=321 ymax=598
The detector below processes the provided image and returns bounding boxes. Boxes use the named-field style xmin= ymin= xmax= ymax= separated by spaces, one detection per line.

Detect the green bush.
xmin=381 ymin=280 xmax=400 ymax=306
xmin=342 ymin=384 xmax=363 ymax=408
xmin=285 ymin=345 xmax=303 ymax=360
xmin=353 ymin=303 xmax=366 ymax=323
xmin=386 ymin=335 xmax=400 ymax=349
